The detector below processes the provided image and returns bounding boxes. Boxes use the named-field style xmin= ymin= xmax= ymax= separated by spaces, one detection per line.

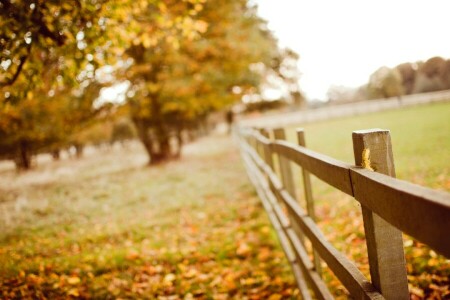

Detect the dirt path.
xmin=0 ymin=134 xmax=297 ymax=299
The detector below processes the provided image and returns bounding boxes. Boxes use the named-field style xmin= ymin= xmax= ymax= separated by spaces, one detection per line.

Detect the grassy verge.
xmin=0 ymin=136 xmax=296 ymax=299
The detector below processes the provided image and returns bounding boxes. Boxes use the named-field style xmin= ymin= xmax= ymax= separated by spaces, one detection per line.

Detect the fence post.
xmin=259 ymin=129 xmax=274 ymax=170
xmin=273 ymin=128 xmax=297 ymax=200
xmin=267 ymin=128 xmax=311 ymax=299
xmin=352 ymin=129 xmax=409 ymax=299
xmin=273 ymin=128 xmax=309 ymax=248
xmin=296 ymin=128 xmax=322 ymax=277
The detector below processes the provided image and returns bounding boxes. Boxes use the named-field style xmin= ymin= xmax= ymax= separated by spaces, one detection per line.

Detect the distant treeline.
xmin=327 ymin=56 xmax=450 ymax=103
xmin=1 ymin=0 xmax=297 ymax=170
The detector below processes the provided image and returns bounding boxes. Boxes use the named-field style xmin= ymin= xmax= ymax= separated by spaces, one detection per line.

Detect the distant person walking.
xmin=226 ymin=109 xmax=234 ymax=134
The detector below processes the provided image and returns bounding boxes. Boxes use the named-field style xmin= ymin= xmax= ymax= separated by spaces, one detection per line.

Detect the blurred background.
xmin=1 ymin=1 xmax=449 ymax=299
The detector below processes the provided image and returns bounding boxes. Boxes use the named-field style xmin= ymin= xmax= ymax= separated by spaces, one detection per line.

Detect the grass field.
xmin=286 ymin=101 xmax=450 ymax=191
xmin=0 ymin=102 xmax=448 ymax=299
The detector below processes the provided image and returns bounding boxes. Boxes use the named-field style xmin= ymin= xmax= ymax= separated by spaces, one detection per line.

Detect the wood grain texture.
xmin=271 ymin=141 xmax=354 ymax=195
xmin=296 ymin=128 xmax=322 ymax=277
xmin=259 ymin=128 xmax=275 ymax=170
xmin=352 ymin=129 xmax=409 ymax=299
xmin=350 ymin=168 xmax=450 ymax=258
xmin=278 ymin=186 xmax=384 ymax=300
xmin=287 ymin=227 xmax=334 ymax=300
xmin=273 ymin=128 xmax=297 ymax=200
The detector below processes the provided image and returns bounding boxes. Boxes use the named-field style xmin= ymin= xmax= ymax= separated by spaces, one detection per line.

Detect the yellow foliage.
xmin=362 ymin=148 xmax=374 ymax=171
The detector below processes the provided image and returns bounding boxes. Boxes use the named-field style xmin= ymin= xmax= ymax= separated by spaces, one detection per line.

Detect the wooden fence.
xmin=236 ymin=126 xmax=450 ymax=299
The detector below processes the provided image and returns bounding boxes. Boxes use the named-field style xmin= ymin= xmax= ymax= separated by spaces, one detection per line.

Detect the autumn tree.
xmin=1 ymin=0 xmax=300 ymax=167
xmin=268 ymin=48 xmax=305 ymax=107
xmin=0 ymin=0 xmax=126 ymax=168
xmin=123 ymin=0 xmax=284 ymax=164
xmin=366 ymin=66 xmax=404 ymax=99
xmin=395 ymin=62 xmax=417 ymax=95
xmin=412 ymin=56 xmax=450 ymax=93
xmin=0 ymin=71 xmax=108 ymax=168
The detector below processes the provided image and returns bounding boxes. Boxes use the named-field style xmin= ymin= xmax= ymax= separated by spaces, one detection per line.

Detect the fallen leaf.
xmin=183 ymin=268 xmax=198 ymax=279
xmin=164 ymin=273 xmax=176 ymax=283
xmin=268 ymin=294 xmax=282 ymax=300
xmin=67 ymin=276 xmax=81 ymax=285
xmin=67 ymin=288 xmax=80 ymax=297
xmin=236 ymin=242 xmax=251 ymax=256
xmin=126 ymin=250 xmax=140 ymax=260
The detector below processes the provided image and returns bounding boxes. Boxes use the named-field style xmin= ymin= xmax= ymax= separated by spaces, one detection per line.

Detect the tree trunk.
xmin=15 ymin=141 xmax=32 ymax=170
xmin=134 ymin=119 xmax=154 ymax=165
xmin=153 ymin=136 xmax=172 ymax=163
xmin=74 ymin=143 xmax=84 ymax=158
xmin=131 ymin=92 xmax=185 ymax=165
xmin=51 ymin=149 xmax=60 ymax=160
xmin=133 ymin=118 xmax=182 ymax=165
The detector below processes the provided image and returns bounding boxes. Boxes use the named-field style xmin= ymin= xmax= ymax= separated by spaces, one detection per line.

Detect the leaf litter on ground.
xmin=0 ymin=135 xmax=297 ymax=299
xmin=0 ymin=132 xmax=448 ymax=299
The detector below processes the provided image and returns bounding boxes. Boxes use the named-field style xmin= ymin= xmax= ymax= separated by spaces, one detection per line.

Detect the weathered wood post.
xmin=259 ymin=129 xmax=274 ymax=170
xmin=352 ymin=129 xmax=409 ymax=299
xmin=265 ymin=128 xmax=311 ymax=300
xmin=273 ymin=128 xmax=297 ymax=200
xmin=296 ymin=128 xmax=322 ymax=277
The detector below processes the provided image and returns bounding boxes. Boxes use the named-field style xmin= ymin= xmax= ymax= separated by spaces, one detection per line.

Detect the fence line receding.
xmin=236 ymin=126 xmax=450 ymax=300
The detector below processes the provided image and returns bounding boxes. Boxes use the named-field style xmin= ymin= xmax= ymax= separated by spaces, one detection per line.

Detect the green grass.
xmin=286 ymin=101 xmax=450 ymax=190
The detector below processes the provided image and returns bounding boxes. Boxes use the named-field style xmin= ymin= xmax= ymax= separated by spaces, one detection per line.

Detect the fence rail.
xmin=236 ymin=126 xmax=450 ymax=299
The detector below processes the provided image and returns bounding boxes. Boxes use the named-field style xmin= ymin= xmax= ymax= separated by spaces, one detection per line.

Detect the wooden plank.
xmin=292 ymin=264 xmax=314 ymax=300
xmin=274 ymin=220 xmax=312 ymax=300
xmin=265 ymin=182 xmax=321 ymax=300
xmin=240 ymin=126 xmax=450 ymax=299
xmin=350 ymin=168 xmax=450 ymax=258
xmin=271 ymin=141 xmax=353 ymax=195
xmin=241 ymin=146 xmax=312 ymax=299
xmin=296 ymin=129 xmax=316 ymax=218
xmin=286 ymin=228 xmax=334 ymax=300
xmin=241 ymin=129 xmax=382 ymax=299
xmin=276 ymin=187 xmax=384 ymax=300
xmin=352 ymin=130 xmax=409 ymax=299
xmin=273 ymin=128 xmax=297 ymax=199
xmin=259 ymin=129 xmax=274 ymax=170
xmin=297 ymin=128 xmax=322 ymax=277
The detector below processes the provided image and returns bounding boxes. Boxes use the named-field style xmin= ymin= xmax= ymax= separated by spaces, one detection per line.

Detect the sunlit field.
xmin=281 ymin=102 xmax=450 ymax=298
xmin=0 ymin=136 xmax=297 ymax=299
xmin=286 ymin=101 xmax=450 ymax=191
xmin=0 ymin=103 xmax=448 ymax=299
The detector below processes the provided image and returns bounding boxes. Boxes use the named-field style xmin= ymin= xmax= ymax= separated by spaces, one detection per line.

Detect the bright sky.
xmin=256 ymin=0 xmax=450 ymax=101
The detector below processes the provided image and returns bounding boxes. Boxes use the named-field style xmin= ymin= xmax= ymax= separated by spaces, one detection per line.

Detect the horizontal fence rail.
xmin=236 ymin=126 xmax=450 ymax=299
